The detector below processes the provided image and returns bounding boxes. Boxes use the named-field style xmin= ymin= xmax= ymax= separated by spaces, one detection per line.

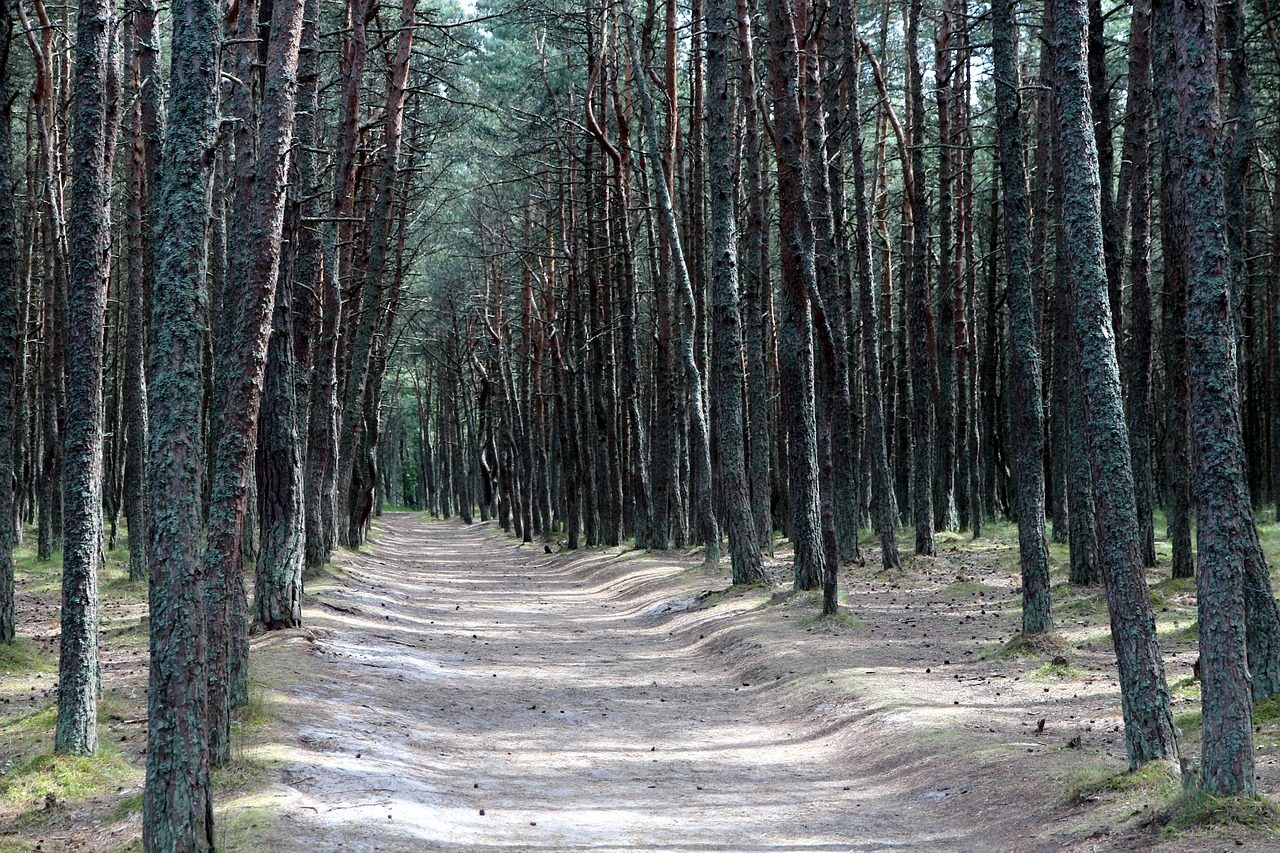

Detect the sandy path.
xmin=261 ymin=515 xmax=987 ymax=852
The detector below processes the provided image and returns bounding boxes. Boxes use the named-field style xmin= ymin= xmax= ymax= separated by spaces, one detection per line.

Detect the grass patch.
xmin=1032 ymin=663 xmax=1081 ymax=679
xmin=0 ymin=638 xmax=53 ymax=674
xmin=1167 ymin=790 xmax=1280 ymax=832
xmin=1161 ymin=620 xmax=1199 ymax=644
xmin=1064 ymin=760 xmax=1181 ymax=804
xmin=0 ymin=748 xmax=140 ymax=811
xmin=993 ymin=632 xmax=1068 ymax=659
xmin=797 ymin=609 xmax=864 ymax=631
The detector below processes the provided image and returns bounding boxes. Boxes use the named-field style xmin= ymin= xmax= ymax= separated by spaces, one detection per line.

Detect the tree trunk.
xmin=907 ymin=0 xmax=936 ymax=555
xmin=706 ymin=0 xmax=763 ymax=584
xmin=1159 ymin=0 xmax=1256 ymax=795
xmin=142 ymin=0 xmax=221 ymax=839
xmin=766 ymin=0 xmax=825 ymax=590
xmin=623 ymin=6 xmax=720 ymax=563
xmin=993 ymin=0 xmax=1053 ymax=635
xmin=0 ymin=30 xmax=18 ymax=644
xmin=1050 ymin=0 xmax=1177 ymax=769
xmin=204 ymin=0 xmax=306 ymax=765
xmin=56 ymin=0 xmax=117 ymax=756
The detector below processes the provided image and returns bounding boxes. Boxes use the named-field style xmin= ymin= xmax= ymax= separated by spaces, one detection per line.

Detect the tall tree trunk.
xmin=0 ymin=22 xmax=18 ymax=644
xmin=143 ymin=0 xmax=220 ymax=840
xmin=1161 ymin=0 xmax=1256 ymax=795
xmin=907 ymin=0 xmax=936 ymax=555
xmin=993 ymin=0 xmax=1052 ymax=635
xmin=1050 ymin=0 xmax=1177 ymax=769
xmin=624 ymin=5 xmax=720 ymax=563
xmin=204 ymin=0 xmax=306 ymax=765
xmin=706 ymin=0 xmax=763 ymax=584
xmin=1122 ymin=0 xmax=1156 ymax=569
xmin=766 ymin=0 xmax=825 ymax=590
xmin=846 ymin=35 xmax=898 ymax=569
xmin=122 ymin=0 xmax=161 ymax=582
xmin=56 ymin=0 xmax=117 ymax=756
xmin=738 ymin=0 xmax=773 ymax=554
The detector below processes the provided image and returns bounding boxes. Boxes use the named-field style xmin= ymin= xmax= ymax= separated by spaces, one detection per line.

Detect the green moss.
xmin=102 ymin=789 xmax=145 ymax=823
xmin=1161 ymin=620 xmax=1199 ymax=644
xmin=0 ymin=638 xmax=53 ymax=674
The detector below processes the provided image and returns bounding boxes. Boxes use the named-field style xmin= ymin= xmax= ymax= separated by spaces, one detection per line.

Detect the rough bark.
xmin=907 ymin=0 xmax=936 ymax=555
xmin=846 ymin=34 xmax=898 ymax=570
xmin=0 ymin=26 xmax=17 ymax=644
xmin=623 ymin=6 xmax=720 ymax=564
xmin=993 ymin=0 xmax=1053 ymax=635
xmin=766 ymin=0 xmax=825 ymax=589
xmin=122 ymin=0 xmax=161 ymax=582
xmin=1051 ymin=0 xmax=1177 ymax=768
xmin=706 ymin=0 xmax=763 ymax=584
xmin=142 ymin=0 xmax=220 ymax=839
xmin=1121 ymin=0 xmax=1156 ymax=570
xmin=1160 ymin=0 xmax=1255 ymax=795
xmin=56 ymin=0 xmax=117 ymax=756
xmin=205 ymin=0 xmax=306 ymax=764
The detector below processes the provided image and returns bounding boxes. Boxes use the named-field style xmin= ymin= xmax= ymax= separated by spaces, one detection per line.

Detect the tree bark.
xmin=907 ymin=0 xmax=937 ymax=555
xmin=56 ymin=0 xmax=117 ymax=756
xmin=205 ymin=0 xmax=306 ymax=764
xmin=993 ymin=0 xmax=1053 ymax=635
xmin=766 ymin=0 xmax=825 ymax=590
xmin=143 ymin=0 xmax=220 ymax=839
xmin=1050 ymin=0 xmax=1177 ymax=769
xmin=706 ymin=0 xmax=763 ymax=584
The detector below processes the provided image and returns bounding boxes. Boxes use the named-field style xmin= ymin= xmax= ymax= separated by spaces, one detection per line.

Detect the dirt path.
xmin=256 ymin=515 xmax=1008 ymax=852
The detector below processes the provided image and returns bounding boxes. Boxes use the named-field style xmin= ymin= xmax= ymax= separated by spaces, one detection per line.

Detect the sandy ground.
xmin=253 ymin=514 xmax=1179 ymax=853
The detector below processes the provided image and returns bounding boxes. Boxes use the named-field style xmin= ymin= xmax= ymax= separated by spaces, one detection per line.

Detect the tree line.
xmin=1 ymin=0 xmax=1280 ymax=845
xmin=384 ymin=0 xmax=1280 ymax=811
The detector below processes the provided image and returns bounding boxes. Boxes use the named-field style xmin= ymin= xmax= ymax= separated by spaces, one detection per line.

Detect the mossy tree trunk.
xmin=1050 ymin=0 xmax=1178 ymax=769
xmin=56 ymin=0 xmax=118 ymax=757
xmin=142 ymin=0 xmax=221 ymax=840
xmin=205 ymin=0 xmax=306 ymax=765
xmin=992 ymin=0 xmax=1052 ymax=635
xmin=766 ymin=0 xmax=825 ymax=590
xmin=705 ymin=0 xmax=763 ymax=585
xmin=0 ymin=26 xmax=18 ymax=644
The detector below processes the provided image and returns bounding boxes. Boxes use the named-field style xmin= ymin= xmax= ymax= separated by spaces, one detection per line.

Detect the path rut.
xmin=259 ymin=515 xmax=997 ymax=852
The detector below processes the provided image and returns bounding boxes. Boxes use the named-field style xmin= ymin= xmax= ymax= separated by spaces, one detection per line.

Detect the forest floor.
xmin=4 ymin=513 xmax=1280 ymax=850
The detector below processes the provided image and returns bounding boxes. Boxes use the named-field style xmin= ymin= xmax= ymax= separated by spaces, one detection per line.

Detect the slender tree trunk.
xmin=205 ymin=0 xmax=306 ymax=764
xmin=1050 ymin=0 xmax=1177 ymax=768
xmin=0 ymin=27 xmax=18 ymax=644
xmin=56 ymin=0 xmax=117 ymax=756
xmin=738 ymin=0 xmax=773 ymax=554
xmin=624 ymin=6 xmax=720 ymax=563
xmin=993 ymin=0 xmax=1052 ymax=635
xmin=143 ymin=0 xmax=220 ymax=839
xmin=766 ymin=0 xmax=825 ymax=590
xmin=1122 ymin=0 xmax=1156 ymax=570
xmin=706 ymin=0 xmax=763 ymax=584
xmin=907 ymin=0 xmax=936 ymax=555
xmin=122 ymin=0 xmax=161 ymax=582
xmin=847 ymin=36 xmax=898 ymax=569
